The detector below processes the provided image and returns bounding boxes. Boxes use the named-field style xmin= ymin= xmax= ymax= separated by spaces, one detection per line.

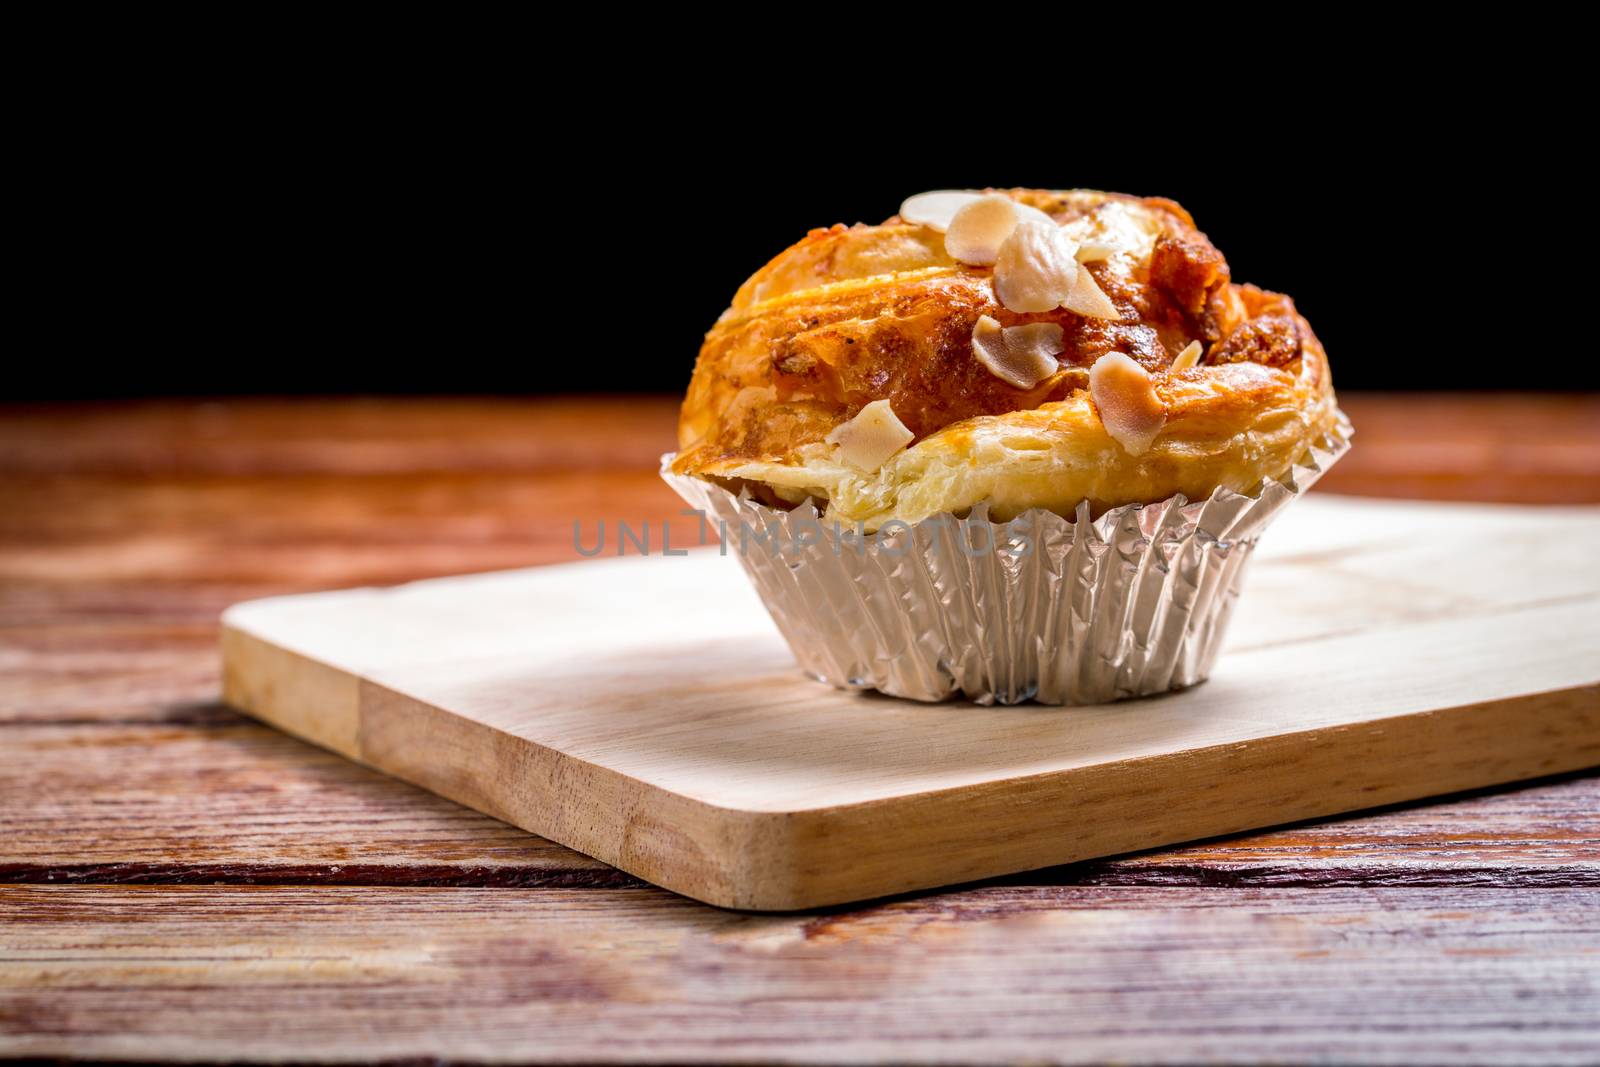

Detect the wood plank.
xmin=0 ymin=397 xmax=682 ymax=476
xmin=0 ymin=623 xmax=224 ymax=725
xmin=2 ymin=721 xmax=1594 ymax=888
xmin=1314 ymin=392 xmax=1600 ymax=503
xmin=1080 ymin=771 xmax=1600 ymax=887
xmin=3 ymin=884 xmax=1598 ymax=1065
xmin=0 ymin=400 xmax=688 ymax=655
xmin=0 ymin=470 xmax=696 ymax=620
xmin=1 ymin=396 xmax=1595 ymax=1063
xmin=0 ymin=721 xmax=611 ymax=885
xmin=222 ymin=498 xmax=1600 ymax=909
xmin=0 ymin=466 xmax=699 ymax=721
xmin=2 ymin=395 xmax=1593 ymax=724
xmin=4 ymin=394 xmax=1595 ymax=497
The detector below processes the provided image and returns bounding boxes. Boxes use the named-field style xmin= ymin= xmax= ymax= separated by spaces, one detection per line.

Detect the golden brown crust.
xmin=673 ymin=189 xmax=1338 ymax=528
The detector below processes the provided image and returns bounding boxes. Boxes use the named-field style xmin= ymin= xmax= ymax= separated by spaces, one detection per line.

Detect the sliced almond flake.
xmin=901 ymin=190 xmax=1058 ymax=236
xmin=1170 ymin=340 xmax=1203 ymax=371
xmin=825 ymin=398 xmax=915 ymax=473
xmin=1075 ymin=241 xmax=1117 ymax=263
xmin=899 ymin=190 xmax=983 ymax=233
xmin=1069 ymin=200 xmax=1166 ymax=263
xmin=1061 ymin=262 xmax=1119 ymax=320
xmin=1089 ymin=352 xmax=1166 ymax=456
xmin=1014 ymin=202 xmax=1057 ymax=226
xmin=994 ymin=222 xmax=1080 ymax=313
xmin=944 ymin=195 xmax=1023 ymax=266
xmin=970 ymin=315 xmax=1063 ymax=390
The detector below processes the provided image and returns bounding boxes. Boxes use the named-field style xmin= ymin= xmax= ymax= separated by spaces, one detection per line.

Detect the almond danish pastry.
xmin=663 ymin=189 xmax=1350 ymax=705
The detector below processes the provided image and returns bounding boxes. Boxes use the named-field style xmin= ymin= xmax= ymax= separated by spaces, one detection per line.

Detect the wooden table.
xmin=2 ymin=394 xmax=1597 ymax=1065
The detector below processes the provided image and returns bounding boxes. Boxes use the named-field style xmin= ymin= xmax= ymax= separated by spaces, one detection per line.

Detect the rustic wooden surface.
xmin=2 ymin=394 xmax=1598 ymax=1063
xmin=219 ymin=498 xmax=1600 ymax=909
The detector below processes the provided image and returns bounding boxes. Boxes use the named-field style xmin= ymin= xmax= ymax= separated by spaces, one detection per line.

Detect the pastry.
xmin=671 ymin=189 xmax=1339 ymax=531
xmin=663 ymin=189 xmax=1350 ymax=704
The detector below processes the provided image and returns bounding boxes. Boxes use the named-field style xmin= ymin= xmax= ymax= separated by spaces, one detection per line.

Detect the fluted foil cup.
xmin=661 ymin=412 xmax=1350 ymax=705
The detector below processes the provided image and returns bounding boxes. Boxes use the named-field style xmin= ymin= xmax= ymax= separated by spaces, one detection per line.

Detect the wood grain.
xmin=4 ymin=884 xmax=1599 ymax=1065
xmin=0 ymin=721 xmax=613 ymax=886
xmin=1 ymin=720 xmax=1595 ymax=889
xmin=1318 ymin=393 xmax=1600 ymax=503
xmin=2 ymin=394 xmax=1598 ymax=1062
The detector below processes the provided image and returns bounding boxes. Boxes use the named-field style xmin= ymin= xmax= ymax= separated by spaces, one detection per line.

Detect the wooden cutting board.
xmin=221 ymin=496 xmax=1600 ymax=910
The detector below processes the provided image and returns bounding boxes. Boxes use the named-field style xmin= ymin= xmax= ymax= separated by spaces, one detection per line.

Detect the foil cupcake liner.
xmin=661 ymin=410 xmax=1351 ymax=705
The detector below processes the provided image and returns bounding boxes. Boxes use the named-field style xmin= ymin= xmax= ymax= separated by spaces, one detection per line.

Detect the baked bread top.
xmin=672 ymin=189 xmax=1338 ymax=529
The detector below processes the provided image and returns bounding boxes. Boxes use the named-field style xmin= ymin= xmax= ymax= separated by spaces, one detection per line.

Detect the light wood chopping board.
xmin=222 ymin=496 xmax=1600 ymax=910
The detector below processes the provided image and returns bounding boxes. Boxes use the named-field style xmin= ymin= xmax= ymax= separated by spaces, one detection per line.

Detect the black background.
xmin=13 ymin=68 xmax=1590 ymax=399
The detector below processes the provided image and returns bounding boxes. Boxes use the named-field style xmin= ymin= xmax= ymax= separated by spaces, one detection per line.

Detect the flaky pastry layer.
xmin=672 ymin=189 xmax=1338 ymax=530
